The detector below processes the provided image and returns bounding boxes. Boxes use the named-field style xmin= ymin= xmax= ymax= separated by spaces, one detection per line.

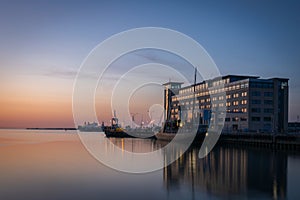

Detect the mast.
xmin=191 ymin=67 xmax=197 ymax=125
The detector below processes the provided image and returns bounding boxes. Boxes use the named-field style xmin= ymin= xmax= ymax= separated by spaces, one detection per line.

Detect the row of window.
xmin=179 ymin=83 xmax=249 ymax=96
xmin=179 ymin=90 xmax=272 ymax=101
xmin=174 ymin=96 xmax=273 ymax=106
xmin=251 ymin=117 xmax=272 ymax=122
xmin=227 ymin=108 xmax=247 ymax=113
xmin=251 ymin=100 xmax=273 ymax=105
xmin=174 ymin=99 xmax=272 ymax=108
xmin=225 ymin=116 xmax=272 ymax=122
xmin=225 ymin=117 xmax=247 ymax=122
xmin=251 ymin=91 xmax=274 ymax=97
xmin=251 ymin=108 xmax=274 ymax=113
xmin=250 ymin=82 xmax=273 ymax=88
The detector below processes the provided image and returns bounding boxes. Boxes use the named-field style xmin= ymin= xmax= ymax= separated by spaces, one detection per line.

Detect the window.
xmin=264 ymin=92 xmax=273 ymax=97
xmin=226 ymin=102 xmax=231 ymax=107
xmin=233 ymin=101 xmax=239 ymax=106
xmin=252 ymin=91 xmax=261 ymax=96
xmin=241 ymin=92 xmax=247 ymax=97
xmin=241 ymin=100 xmax=247 ymax=105
xmin=232 ymin=117 xmax=239 ymax=121
xmin=226 ymin=94 xmax=231 ymax=99
xmin=252 ymin=100 xmax=261 ymax=104
xmin=264 ymin=100 xmax=273 ymax=105
xmin=251 ymin=117 xmax=260 ymax=122
xmin=241 ymin=108 xmax=247 ymax=113
xmin=225 ymin=118 xmax=230 ymax=122
xmin=233 ymin=93 xmax=239 ymax=98
xmin=264 ymin=117 xmax=271 ymax=122
xmin=251 ymin=108 xmax=261 ymax=113
xmin=250 ymin=82 xmax=273 ymax=88
xmin=264 ymin=108 xmax=274 ymax=113
xmin=240 ymin=117 xmax=247 ymax=121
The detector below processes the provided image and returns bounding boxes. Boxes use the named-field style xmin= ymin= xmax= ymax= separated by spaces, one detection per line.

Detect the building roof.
xmin=162 ymin=81 xmax=184 ymax=86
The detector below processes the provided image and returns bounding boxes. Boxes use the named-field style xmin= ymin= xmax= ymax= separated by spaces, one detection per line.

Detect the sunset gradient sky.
xmin=1 ymin=1 xmax=300 ymax=128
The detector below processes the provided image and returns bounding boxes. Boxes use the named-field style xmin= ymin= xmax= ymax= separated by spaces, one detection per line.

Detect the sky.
xmin=0 ymin=0 xmax=300 ymax=128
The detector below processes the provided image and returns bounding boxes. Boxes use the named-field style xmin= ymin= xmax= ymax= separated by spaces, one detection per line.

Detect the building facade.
xmin=163 ymin=75 xmax=289 ymax=133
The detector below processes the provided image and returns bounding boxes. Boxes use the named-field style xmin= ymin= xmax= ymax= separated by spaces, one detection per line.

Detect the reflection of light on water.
xmin=121 ymin=139 xmax=124 ymax=155
xmin=273 ymin=179 xmax=277 ymax=200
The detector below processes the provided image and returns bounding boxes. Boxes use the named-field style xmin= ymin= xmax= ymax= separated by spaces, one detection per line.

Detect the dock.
xmin=218 ymin=133 xmax=300 ymax=150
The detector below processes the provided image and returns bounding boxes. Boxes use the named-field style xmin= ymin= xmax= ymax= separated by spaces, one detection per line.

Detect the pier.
xmin=218 ymin=133 xmax=300 ymax=150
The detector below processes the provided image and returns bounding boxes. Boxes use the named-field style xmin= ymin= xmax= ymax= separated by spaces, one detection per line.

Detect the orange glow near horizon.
xmin=0 ymin=74 xmax=76 ymax=128
xmin=0 ymin=97 xmax=74 ymax=128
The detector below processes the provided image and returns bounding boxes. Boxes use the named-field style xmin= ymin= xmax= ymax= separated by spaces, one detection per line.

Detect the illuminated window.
xmin=233 ymin=101 xmax=239 ymax=106
xmin=241 ymin=100 xmax=247 ymax=105
xmin=232 ymin=117 xmax=239 ymax=121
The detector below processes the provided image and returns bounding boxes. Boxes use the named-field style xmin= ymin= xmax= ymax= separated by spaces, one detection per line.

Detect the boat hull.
xmin=104 ymin=130 xmax=155 ymax=139
xmin=155 ymin=131 xmax=206 ymax=144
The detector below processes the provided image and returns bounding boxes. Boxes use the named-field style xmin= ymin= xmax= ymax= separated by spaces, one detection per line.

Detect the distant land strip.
xmin=26 ymin=128 xmax=77 ymax=130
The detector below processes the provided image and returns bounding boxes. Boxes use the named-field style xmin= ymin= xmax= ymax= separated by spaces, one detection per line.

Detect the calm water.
xmin=0 ymin=129 xmax=300 ymax=200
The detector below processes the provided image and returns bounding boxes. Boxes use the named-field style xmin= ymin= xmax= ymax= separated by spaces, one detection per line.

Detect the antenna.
xmin=194 ymin=66 xmax=197 ymax=88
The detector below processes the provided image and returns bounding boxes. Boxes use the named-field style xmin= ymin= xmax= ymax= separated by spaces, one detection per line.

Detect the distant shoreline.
xmin=26 ymin=128 xmax=77 ymax=130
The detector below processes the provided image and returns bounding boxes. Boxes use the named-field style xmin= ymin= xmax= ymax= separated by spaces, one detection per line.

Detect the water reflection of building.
xmin=163 ymin=146 xmax=287 ymax=199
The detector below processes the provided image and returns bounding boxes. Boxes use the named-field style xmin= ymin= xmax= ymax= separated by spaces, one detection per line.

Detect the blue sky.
xmin=0 ymin=0 xmax=300 ymax=127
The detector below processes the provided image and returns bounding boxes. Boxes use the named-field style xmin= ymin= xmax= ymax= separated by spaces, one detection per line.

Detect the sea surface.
xmin=0 ymin=129 xmax=300 ymax=200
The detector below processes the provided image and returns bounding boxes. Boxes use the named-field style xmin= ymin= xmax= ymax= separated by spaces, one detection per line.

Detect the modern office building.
xmin=163 ymin=75 xmax=289 ymax=133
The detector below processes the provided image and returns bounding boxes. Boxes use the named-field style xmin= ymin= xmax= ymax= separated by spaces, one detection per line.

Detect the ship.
xmin=78 ymin=122 xmax=103 ymax=132
xmin=155 ymin=119 xmax=208 ymax=142
xmin=103 ymin=111 xmax=157 ymax=139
